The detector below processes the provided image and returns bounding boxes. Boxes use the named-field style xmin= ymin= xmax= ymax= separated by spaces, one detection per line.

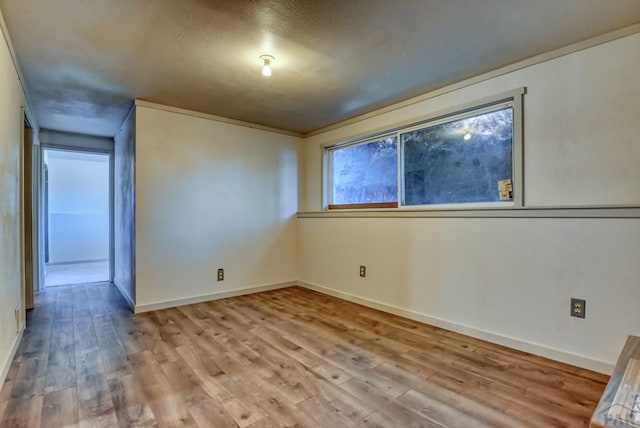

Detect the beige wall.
xmin=299 ymin=32 xmax=640 ymax=372
xmin=134 ymin=105 xmax=301 ymax=310
xmin=0 ymin=22 xmax=26 ymax=380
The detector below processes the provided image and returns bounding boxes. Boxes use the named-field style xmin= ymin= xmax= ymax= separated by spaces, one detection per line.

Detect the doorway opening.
xmin=43 ymin=149 xmax=111 ymax=287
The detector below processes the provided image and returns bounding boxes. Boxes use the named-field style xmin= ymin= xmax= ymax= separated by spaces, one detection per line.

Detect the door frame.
xmin=39 ymin=140 xmax=115 ymax=287
xmin=20 ymin=108 xmax=39 ymax=318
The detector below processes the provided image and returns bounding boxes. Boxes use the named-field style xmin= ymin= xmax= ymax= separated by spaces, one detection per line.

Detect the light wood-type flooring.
xmin=0 ymin=283 xmax=608 ymax=427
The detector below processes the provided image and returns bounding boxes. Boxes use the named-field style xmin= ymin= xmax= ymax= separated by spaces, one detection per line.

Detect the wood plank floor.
xmin=0 ymin=283 xmax=608 ymax=427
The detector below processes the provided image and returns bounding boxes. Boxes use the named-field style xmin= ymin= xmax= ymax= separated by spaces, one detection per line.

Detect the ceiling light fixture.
xmin=463 ymin=132 xmax=472 ymax=141
xmin=260 ymin=54 xmax=275 ymax=77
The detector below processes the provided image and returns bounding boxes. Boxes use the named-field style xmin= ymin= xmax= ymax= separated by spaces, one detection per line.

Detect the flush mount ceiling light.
xmin=259 ymin=54 xmax=275 ymax=77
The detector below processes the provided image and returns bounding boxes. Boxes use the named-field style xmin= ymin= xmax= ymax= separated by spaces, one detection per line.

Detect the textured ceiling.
xmin=1 ymin=0 xmax=640 ymax=137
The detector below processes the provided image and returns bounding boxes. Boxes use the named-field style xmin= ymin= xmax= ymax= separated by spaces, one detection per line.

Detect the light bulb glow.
xmin=260 ymin=54 xmax=274 ymax=77
xmin=463 ymin=132 xmax=472 ymax=141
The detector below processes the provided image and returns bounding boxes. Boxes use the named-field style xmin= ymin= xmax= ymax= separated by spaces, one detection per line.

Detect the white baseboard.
xmin=0 ymin=328 xmax=24 ymax=387
xmin=117 ymin=276 xmax=614 ymax=373
xmin=298 ymin=280 xmax=614 ymax=374
xmin=134 ymin=281 xmax=297 ymax=313
xmin=112 ymin=280 xmax=135 ymax=312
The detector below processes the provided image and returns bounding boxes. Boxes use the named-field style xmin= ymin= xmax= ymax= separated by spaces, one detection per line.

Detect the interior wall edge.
xmin=113 ymin=109 xmax=136 ymax=306
xmin=297 ymin=280 xmax=614 ymax=375
xmin=0 ymin=328 xmax=23 ymax=387
xmin=134 ymin=280 xmax=297 ymax=313
xmin=134 ymin=99 xmax=304 ymax=139
xmin=115 ymin=104 xmax=136 ymax=138
xmin=113 ymin=280 xmax=135 ymax=312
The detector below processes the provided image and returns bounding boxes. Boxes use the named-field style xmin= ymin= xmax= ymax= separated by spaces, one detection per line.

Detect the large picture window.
xmin=324 ymin=89 xmax=523 ymax=210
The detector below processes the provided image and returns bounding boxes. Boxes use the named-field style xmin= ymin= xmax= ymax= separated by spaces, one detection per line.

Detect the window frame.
xmin=325 ymin=133 xmax=399 ymax=209
xmin=322 ymin=88 xmax=525 ymax=211
xmin=399 ymin=101 xmax=516 ymax=208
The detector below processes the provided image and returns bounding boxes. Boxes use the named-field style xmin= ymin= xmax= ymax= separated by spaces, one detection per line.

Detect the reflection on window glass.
xmin=330 ymin=137 xmax=398 ymax=205
xmin=402 ymin=107 xmax=513 ymax=205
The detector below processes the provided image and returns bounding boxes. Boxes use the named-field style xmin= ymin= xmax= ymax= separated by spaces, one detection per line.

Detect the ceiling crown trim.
xmin=135 ymin=99 xmax=304 ymax=138
xmin=304 ymin=22 xmax=640 ymax=138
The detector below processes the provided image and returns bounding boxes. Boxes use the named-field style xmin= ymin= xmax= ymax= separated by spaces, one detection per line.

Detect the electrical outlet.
xmin=217 ymin=268 xmax=224 ymax=281
xmin=571 ymin=298 xmax=586 ymax=318
xmin=359 ymin=265 xmax=366 ymax=278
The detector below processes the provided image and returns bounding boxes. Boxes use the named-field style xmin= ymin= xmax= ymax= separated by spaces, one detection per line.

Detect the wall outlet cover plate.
xmin=571 ymin=298 xmax=586 ymax=318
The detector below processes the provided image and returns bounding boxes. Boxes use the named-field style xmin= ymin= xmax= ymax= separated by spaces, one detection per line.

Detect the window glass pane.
xmin=330 ymin=137 xmax=398 ymax=205
xmin=402 ymin=107 xmax=513 ymax=205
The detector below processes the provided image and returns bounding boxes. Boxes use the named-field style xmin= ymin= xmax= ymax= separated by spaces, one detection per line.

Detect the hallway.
xmin=44 ymin=261 xmax=110 ymax=287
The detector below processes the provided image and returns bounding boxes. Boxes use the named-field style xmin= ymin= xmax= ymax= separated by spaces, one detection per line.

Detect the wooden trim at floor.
xmin=0 ymin=328 xmax=23 ymax=387
xmin=134 ymin=281 xmax=297 ymax=313
xmin=297 ymin=280 xmax=614 ymax=374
